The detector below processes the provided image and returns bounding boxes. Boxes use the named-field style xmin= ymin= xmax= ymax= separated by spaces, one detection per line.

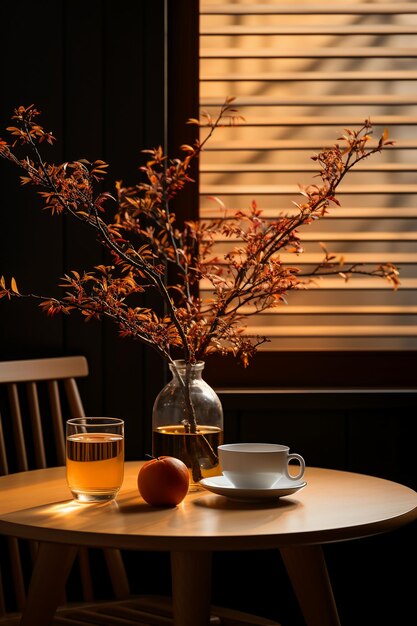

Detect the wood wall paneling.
xmin=0 ymin=1 xmax=167 ymax=459
xmin=0 ymin=0 xmax=65 ymax=361
xmin=218 ymin=390 xmax=417 ymax=489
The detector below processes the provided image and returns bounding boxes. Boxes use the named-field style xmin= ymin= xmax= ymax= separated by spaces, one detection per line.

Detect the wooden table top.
xmin=0 ymin=462 xmax=416 ymax=552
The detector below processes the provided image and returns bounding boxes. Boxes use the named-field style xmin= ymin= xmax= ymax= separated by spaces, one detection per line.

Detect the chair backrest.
xmin=0 ymin=356 xmax=129 ymax=616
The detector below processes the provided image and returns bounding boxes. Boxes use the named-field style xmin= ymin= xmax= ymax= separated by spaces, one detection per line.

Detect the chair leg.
xmin=20 ymin=542 xmax=77 ymax=626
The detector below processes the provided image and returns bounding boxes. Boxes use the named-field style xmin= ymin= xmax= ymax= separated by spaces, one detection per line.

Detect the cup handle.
xmin=286 ymin=453 xmax=305 ymax=481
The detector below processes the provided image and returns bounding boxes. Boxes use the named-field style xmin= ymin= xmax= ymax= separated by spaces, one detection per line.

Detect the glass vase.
xmin=152 ymin=360 xmax=224 ymax=488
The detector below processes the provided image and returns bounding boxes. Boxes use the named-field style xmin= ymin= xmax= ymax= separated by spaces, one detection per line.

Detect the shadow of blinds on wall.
xmin=199 ymin=0 xmax=417 ymax=350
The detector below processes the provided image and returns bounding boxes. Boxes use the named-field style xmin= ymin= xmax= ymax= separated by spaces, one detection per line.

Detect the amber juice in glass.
xmin=66 ymin=417 xmax=124 ymax=502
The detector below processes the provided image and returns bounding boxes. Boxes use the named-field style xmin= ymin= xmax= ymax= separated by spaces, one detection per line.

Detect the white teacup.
xmin=218 ymin=443 xmax=305 ymax=489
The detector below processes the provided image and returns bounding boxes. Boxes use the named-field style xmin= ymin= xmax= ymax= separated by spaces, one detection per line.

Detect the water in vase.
xmin=152 ymin=424 xmax=223 ymax=486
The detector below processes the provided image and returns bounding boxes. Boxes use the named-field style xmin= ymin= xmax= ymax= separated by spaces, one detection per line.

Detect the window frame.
xmin=169 ymin=0 xmax=417 ymax=389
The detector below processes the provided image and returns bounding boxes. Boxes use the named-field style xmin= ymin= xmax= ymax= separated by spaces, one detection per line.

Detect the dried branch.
xmin=0 ymin=104 xmax=399 ymax=374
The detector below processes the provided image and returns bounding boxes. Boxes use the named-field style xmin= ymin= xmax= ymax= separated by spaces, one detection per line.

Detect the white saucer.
xmin=199 ymin=475 xmax=307 ymax=502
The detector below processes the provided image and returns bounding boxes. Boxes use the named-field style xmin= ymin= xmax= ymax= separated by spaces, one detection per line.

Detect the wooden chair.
xmin=0 ymin=355 xmax=281 ymax=626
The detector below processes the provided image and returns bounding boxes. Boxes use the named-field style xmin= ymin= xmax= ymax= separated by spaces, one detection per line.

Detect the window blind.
xmin=199 ymin=0 xmax=417 ymax=351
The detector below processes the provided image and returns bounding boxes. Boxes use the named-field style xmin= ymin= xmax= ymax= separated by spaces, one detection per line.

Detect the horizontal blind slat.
xmin=209 ymin=232 xmax=417 ymax=242
xmin=202 ymin=3 xmax=417 ymax=16
xmin=201 ymin=184 xmax=417 ymax=195
xmin=254 ymin=338 xmax=417 ymax=350
xmin=202 ymin=95 xmax=417 ymax=107
xmin=201 ymin=164 xmax=417 ymax=173
xmin=200 ymin=116 xmax=417 ymax=127
xmin=199 ymin=278 xmax=417 ymax=291
xmin=230 ymin=305 xmax=417 ymax=315
xmin=202 ymin=25 xmax=417 ymax=36
xmin=201 ymin=47 xmax=417 ymax=58
xmin=202 ymin=71 xmax=417 ymax=82
xmin=200 ymin=207 xmax=417 ymax=219
xmin=204 ymin=140 xmax=407 ymax=150
xmin=197 ymin=253 xmax=417 ymax=264
xmin=241 ymin=325 xmax=417 ymax=338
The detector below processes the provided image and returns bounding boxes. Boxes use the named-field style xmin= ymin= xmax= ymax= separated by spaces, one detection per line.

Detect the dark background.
xmin=0 ymin=2 xmax=416 ymax=625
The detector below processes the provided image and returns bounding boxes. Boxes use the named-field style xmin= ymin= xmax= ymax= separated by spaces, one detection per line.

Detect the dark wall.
xmin=0 ymin=0 xmax=167 ymax=459
xmin=220 ymin=391 xmax=416 ymax=487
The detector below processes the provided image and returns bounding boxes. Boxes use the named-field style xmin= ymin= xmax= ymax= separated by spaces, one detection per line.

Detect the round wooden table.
xmin=0 ymin=462 xmax=416 ymax=626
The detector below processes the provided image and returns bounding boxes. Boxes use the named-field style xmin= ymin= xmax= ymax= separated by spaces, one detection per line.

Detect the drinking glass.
xmin=66 ymin=417 xmax=124 ymax=502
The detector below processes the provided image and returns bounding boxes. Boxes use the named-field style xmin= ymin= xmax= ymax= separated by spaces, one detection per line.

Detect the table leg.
xmin=280 ymin=545 xmax=341 ymax=626
xmin=171 ymin=550 xmax=212 ymax=626
xmin=20 ymin=542 xmax=78 ymax=626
